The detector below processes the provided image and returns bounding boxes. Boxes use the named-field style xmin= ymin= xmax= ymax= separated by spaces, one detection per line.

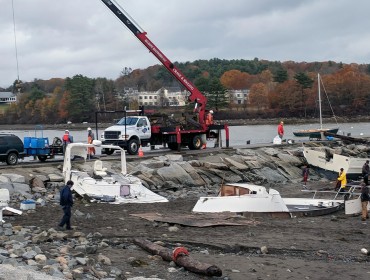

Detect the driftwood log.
xmin=133 ymin=238 xmax=222 ymax=277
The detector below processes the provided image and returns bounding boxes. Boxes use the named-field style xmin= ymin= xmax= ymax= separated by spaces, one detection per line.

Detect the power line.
xmin=12 ymin=0 xmax=21 ymax=88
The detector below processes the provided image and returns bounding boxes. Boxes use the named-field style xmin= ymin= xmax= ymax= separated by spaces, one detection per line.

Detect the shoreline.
xmin=0 ymin=116 xmax=369 ymax=131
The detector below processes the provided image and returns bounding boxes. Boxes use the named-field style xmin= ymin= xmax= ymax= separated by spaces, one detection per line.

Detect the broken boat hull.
xmin=63 ymin=142 xmax=168 ymax=204
xmin=303 ymin=145 xmax=370 ymax=179
xmin=192 ymin=183 xmax=343 ymax=218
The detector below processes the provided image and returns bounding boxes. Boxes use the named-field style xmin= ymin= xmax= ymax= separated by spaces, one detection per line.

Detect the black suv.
xmin=0 ymin=134 xmax=26 ymax=165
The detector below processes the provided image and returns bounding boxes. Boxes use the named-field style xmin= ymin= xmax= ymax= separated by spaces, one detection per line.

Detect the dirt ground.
xmin=12 ymin=181 xmax=370 ymax=280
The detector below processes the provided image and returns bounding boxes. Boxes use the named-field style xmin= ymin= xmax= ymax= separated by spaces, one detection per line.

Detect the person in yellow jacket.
xmin=336 ymin=168 xmax=347 ymax=191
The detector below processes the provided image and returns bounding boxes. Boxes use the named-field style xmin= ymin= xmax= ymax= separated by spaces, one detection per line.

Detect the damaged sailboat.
xmin=303 ymin=142 xmax=370 ymax=179
xmin=62 ymin=141 xmax=168 ymax=204
xmin=192 ymin=183 xmax=343 ymax=218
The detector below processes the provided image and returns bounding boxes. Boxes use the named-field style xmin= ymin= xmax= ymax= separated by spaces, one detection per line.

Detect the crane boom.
xmin=100 ymin=0 xmax=207 ymax=127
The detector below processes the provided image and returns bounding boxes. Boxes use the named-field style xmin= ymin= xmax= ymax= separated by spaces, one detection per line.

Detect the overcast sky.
xmin=1 ymin=0 xmax=370 ymax=88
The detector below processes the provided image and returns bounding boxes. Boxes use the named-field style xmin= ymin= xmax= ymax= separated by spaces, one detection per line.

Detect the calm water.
xmin=0 ymin=122 xmax=369 ymax=148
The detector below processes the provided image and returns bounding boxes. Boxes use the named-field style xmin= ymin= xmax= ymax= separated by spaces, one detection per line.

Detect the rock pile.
xmin=0 ymin=219 xmax=130 ymax=279
xmin=127 ymin=146 xmax=309 ymax=199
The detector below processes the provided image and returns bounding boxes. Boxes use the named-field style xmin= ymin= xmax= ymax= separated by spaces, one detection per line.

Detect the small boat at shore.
xmin=192 ymin=183 xmax=343 ymax=218
xmin=62 ymin=141 xmax=168 ymax=204
xmin=293 ymin=73 xmax=339 ymax=139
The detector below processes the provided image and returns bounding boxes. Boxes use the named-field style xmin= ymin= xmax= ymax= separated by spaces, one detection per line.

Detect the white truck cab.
xmin=101 ymin=116 xmax=151 ymax=155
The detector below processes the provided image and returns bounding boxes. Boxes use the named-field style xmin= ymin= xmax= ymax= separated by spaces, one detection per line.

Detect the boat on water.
xmin=302 ymin=143 xmax=370 ymax=179
xmin=293 ymin=73 xmax=339 ymax=139
xmin=293 ymin=128 xmax=339 ymax=139
xmin=192 ymin=183 xmax=343 ymax=218
xmin=62 ymin=141 xmax=168 ymax=204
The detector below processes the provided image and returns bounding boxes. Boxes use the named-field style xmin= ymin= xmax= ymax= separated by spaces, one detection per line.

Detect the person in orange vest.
xmin=62 ymin=130 xmax=73 ymax=155
xmin=205 ymin=110 xmax=214 ymax=126
xmin=87 ymin=127 xmax=96 ymax=158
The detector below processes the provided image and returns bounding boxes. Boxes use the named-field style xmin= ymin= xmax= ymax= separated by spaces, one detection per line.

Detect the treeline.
xmin=1 ymin=58 xmax=370 ymax=124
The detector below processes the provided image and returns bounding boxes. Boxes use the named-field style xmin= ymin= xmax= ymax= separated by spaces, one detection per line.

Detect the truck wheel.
xmin=38 ymin=155 xmax=47 ymax=162
xmin=188 ymin=135 xmax=202 ymax=150
xmin=105 ymin=149 xmax=114 ymax=155
xmin=168 ymin=143 xmax=178 ymax=151
xmin=6 ymin=152 xmax=18 ymax=165
xmin=127 ymin=139 xmax=139 ymax=155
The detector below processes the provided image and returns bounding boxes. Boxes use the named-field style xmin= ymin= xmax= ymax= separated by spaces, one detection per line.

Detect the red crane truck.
xmin=100 ymin=0 xmax=230 ymax=154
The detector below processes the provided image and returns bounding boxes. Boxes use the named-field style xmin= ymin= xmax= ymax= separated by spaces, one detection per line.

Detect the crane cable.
xmin=11 ymin=0 xmax=21 ymax=91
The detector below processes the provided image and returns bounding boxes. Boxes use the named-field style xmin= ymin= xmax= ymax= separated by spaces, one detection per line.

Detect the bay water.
xmin=0 ymin=122 xmax=369 ymax=149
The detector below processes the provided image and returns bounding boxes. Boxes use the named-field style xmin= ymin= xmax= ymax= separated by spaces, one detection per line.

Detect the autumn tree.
xmin=294 ymin=72 xmax=314 ymax=117
xmin=268 ymin=80 xmax=299 ymax=116
xmin=248 ymin=83 xmax=269 ymax=111
xmin=257 ymin=70 xmax=274 ymax=85
xmin=220 ymin=70 xmax=250 ymax=90
xmin=64 ymin=75 xmax=95 ymax=122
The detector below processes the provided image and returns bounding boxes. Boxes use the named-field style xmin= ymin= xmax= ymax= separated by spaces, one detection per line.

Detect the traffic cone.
xmin=202 ymin=142 xmax=207 ymax=149
xmin=138 ymin=145 xmax=144 ymax=157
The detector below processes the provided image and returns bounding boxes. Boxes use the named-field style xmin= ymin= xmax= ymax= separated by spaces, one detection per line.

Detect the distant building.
xmin=228 ymin=89 xmax=249 ymax=104
xmin=0 ymin=92 xmax=17 ymax=104
xmin=127 ymin=87 xmax=188 ymax=107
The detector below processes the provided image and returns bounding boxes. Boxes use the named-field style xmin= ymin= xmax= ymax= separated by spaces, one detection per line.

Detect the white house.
xmin=0 ymin=92 xmax=17 ymax=104
xmin=127 ymin=87 xmax=188 ymax=107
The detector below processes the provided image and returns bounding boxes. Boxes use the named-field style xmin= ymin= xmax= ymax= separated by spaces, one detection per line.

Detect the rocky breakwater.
xmin=127 ymin=145 xmax=309 ymax=199
xmin=0 ymin=143 xmax=331 ymax=279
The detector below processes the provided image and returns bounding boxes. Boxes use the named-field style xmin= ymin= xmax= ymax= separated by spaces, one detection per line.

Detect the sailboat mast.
xmin=318 ymin=73 xmax=323 ymax=129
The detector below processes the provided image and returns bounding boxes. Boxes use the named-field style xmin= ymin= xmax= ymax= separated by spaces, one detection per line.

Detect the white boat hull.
xmin=345 ymin=196 xmax=370 ymax=215
xmin=193 ymin=190 xmax=290 ymax=213
xmin=192 ymin=183 xmax=343 ymax=217
xmin=303 ymin=146 xmax=370 ymax=178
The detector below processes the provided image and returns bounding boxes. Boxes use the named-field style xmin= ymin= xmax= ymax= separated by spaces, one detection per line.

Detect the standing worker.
xmin=362 ymin=160 xmax=369 ymax=185
xmin=277 ymin=121 xmax=284 ymax=139
xmin=62 ymin=130 xmax=73 ymax=155
xmin=58 ymin=180 xmax=74 ymax=230
xmin=203 ymin=110 xmax=214 ymax=149
xmin=360 ymin=183 xmax=369 ymax=221
xmin=336 ymin=168 xmax=347 ymax=192
xmin=302 ymin=165 xmax=310 ymax=189
xmin=87 ymin=127 xmax=96 ymax=158
xmin=205 ymin=110 xmax=214 ymax=126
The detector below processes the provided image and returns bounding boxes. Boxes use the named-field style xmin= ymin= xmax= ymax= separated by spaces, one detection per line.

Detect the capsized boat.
xmin=62 ymin=141 xmax=168 ymax=204
xmin=192 ymin=183 xmax=343 ymax=218
xmin=303 ymin=143 xmax=370 ymax=179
